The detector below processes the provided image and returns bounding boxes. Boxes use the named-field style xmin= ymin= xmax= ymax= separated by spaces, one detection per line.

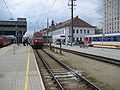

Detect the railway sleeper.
xmin=52 ymin=70 xmax=68 ymax=73
xmin=58 ymin=77 xmax=78 ymax=81
xmin=64 ymin=84 xmax=88 ymax=90
xmin=50 ymin=68 xmax=68 ymax=71
xmin=62 ymin=81 xmax=84 ymax=86
xmin=46 ymin=84 xmax=58 ymax=90
xmin=60 ymin=80 xmax=81 ymax=84
xmin=54 ymin=72 xmax=72 ymax=75
xmin=55 ymin=74 xmax=75 ymax=78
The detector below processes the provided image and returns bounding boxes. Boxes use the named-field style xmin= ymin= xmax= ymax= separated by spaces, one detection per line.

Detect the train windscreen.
xmin=0 ymin=37 xmax=3 ymax=40
xmin=34 ymin=37 xmax=43 ymax=40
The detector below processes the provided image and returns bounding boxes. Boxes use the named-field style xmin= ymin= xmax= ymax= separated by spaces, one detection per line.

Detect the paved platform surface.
xmin=0 ymin=44 xmax=45 ymax=90
xmin=52 ymin=44 xmax=120 ymax=60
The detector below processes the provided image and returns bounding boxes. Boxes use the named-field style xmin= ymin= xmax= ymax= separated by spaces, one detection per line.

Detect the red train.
xmin=0 ymin=35 xmax=12 ymax=47
xmin=29 ymin=33 xmax=44 ymax=48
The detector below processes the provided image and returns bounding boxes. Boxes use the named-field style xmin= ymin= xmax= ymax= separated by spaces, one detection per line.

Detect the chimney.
xmin=51 ymin=20 xmax=55 ymax=26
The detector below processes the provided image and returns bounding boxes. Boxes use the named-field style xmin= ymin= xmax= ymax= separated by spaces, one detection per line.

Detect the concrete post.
xmin=22 ymin=31 xmax=24 ymax=43
xmin=16 ymin=31 xmax=17 ymax=44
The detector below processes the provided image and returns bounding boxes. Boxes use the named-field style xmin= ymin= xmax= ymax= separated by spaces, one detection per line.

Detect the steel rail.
xmin=53 ymin=46 xmax=120 ymax=66
xmin=42 ymin=49 xmax=101 ymax=90
xmin=35 ymin=50 xmax=64 ymax=90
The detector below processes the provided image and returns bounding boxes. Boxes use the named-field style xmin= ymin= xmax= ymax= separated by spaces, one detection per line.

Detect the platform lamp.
xmin=99 ymin=22 xmax=104 ymax=51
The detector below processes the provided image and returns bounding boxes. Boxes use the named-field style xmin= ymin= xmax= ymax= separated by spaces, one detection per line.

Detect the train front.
xmin=0 ymin=35 xmax=3 ymax=46
xmin=32 ymin=33 xmax=44 ymax=47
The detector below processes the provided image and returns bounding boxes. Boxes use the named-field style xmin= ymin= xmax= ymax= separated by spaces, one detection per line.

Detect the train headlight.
xmin=35 ymin=40 xmax=37 ymax=42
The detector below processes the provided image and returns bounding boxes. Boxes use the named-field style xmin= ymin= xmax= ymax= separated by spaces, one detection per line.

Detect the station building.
xmin=0 ymin=18 xmax=27 ymax=43
xmin=41 ymin=16 xmax=95 ymax=45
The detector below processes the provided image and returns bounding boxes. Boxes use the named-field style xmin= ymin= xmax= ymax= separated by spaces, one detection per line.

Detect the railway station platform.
xmin=52 ymin=44 xmax=120 ymax=60
xmin=0 ymin=44 xmax=45 ymax=90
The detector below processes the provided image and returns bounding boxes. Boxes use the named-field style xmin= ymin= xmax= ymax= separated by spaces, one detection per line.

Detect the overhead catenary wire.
xmin=81 ymin=7 xmax=103 ymax=18
xmin=28 ymin=0 xmax=103 ymax=32
xmin=2 ymin=0 xmax=13 ymax=19
xmin=77 ymin=2 xmax=113 ymax=20
xmin=44 ymin=0 xmax=57 ymax=19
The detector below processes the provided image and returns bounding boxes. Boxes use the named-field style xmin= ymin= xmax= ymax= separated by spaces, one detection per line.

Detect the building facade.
xmin=42 ymin=16 xmax=95 ymax=45
xmin=103 ymin=0 xmax=120 ymax=33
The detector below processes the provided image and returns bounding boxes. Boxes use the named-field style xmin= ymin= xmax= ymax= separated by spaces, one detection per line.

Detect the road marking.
xmin=24 ymin=47 xmax=30 ymax=90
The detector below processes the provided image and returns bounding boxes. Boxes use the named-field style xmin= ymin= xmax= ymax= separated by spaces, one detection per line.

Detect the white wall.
xmin=73 ymin=27 xmax=95 ymax=41
xmin=52 ymin=27 xmax=65 ymax=43
xmin=44 ymin=26 xmax=95 ymax=45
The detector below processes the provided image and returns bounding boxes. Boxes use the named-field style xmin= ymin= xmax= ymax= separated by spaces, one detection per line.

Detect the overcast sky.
xmin=0 ymin=0 xmax=103 ymax=35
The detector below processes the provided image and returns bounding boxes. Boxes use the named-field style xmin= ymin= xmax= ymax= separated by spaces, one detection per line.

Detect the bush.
xmin=79 ymin=41 xmax=84 ymax=44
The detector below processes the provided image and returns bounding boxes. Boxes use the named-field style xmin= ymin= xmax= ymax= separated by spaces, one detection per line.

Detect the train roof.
xmin=85 ymin=32 xmax=120 ymax=37
xmin=33 ymin=33 xmax=43 ymax=37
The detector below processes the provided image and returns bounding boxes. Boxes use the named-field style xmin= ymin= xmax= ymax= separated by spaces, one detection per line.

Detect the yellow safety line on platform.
xmin=24 ymin=47 xmax=30 ymax=90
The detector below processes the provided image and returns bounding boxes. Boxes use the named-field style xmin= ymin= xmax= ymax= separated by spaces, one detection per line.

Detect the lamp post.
xmin=99 ymin=22 xmax=103 ymax=51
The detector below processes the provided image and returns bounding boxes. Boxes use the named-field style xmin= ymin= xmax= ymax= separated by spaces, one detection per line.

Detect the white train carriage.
xmin=84 ymin=33 xmax=120 ymax=48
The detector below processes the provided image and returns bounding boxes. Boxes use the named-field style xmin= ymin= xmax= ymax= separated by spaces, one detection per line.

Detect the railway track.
xmin=34 ymin=49 xmax=101 ymax=90
xmin=52 ymin=46 xmax=120 ymax=66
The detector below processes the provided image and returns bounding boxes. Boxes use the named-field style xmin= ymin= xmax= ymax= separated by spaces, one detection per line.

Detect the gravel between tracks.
xmin=44 ymin=48 xmax=120 ymax=90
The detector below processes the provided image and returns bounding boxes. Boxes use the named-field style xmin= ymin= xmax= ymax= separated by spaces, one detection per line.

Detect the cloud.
xmin=0 ymin=0 xmax=103 ymax=34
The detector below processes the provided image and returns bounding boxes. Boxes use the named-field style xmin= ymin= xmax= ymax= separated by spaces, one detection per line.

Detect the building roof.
xmin=40 ymin=16 xmax=95 ymax=34
xmin=40 ymin=29 xmax=47 ymax=34
xmin=54 ymin=16 xmax=95 ymax=30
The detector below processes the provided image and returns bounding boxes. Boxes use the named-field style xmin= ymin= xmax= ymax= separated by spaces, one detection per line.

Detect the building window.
xmin=80 ymin=30 xmax=82 ymax=34
xmin=117 ymin=26 xmax=119 ymax=30
xmin=118 ymin=16 xmax=119 ymax=20
xmin=84 ymin=30 xmax=86 ymax=34
xmin=87 ymin=30 xmax=89 ymax=34
xmin=80 ymin=37 xmax=82 ymax=41
xmin=76 ymin=29 xmax=79 ymax=33
xmin=76 ymin=37 xmax=79 ymax=41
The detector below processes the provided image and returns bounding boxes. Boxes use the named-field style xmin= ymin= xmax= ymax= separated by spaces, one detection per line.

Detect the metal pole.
xmin=47 ymin=18 xmax=49 ymax=43
xmin=99 ymin=22 xmax=103 ymax=51
xmin=71 ymin=0 xmax=74 ymax=46
xmin=102 ymin=23 xmax=103 ymax=51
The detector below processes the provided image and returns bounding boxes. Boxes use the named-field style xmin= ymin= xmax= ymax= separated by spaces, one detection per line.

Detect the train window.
xmin=93 ymin=37 xmax=96 ymax=41
xmin=102 ymin=37 xmax=105 ymax=41
xmin=97 ymin=37 xmax=100 ymax=41
xmin=107 ymin=37 xmax=111 ymax=41
xmin=34 ymin=37 xmax=43 ymax=40
xmin=0 ymin=37 xmax=3 ymax=40
xmin=89 ymin=37 xmax=92 ymax=41
xmin=84 ymin=37 xmax=88 ymax=41
xmin=113 ymin=36 xmax=118 ymax=41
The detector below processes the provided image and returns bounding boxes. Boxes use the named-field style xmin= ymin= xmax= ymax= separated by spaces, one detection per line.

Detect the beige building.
xmin=103 ymin=0 xmax=120 ymax=33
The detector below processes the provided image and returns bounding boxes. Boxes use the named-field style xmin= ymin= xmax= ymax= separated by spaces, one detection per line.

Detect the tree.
xmin=95 ymin=29 xmax=101 ymax=34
